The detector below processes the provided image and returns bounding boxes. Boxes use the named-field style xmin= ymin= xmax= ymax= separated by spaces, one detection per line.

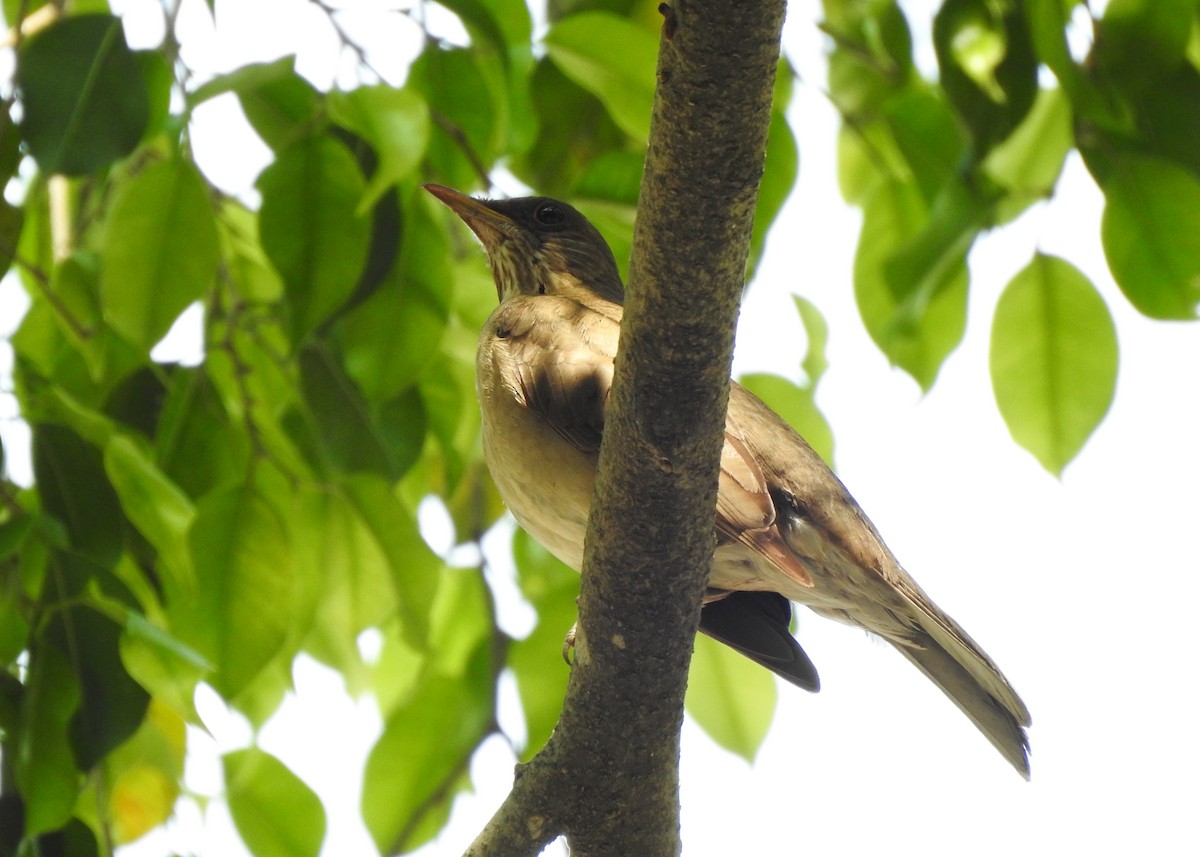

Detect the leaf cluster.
xmin=0 ymin=2 xmax=803 ymax=854
xmin=826 ymin=0 xmax=1199 ymax=473
xmin=0 ymin=0 xmax=1194 ymax=854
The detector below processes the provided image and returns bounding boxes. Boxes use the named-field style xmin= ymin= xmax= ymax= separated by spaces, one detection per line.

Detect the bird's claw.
xmin=562 ymin=623 xmax=577 ymax=666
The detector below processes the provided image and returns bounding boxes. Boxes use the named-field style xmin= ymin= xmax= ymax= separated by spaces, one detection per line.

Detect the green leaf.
xmin=29 ymin=816 xmax=101 ymax=856
xmin=835 ymin=88 xmax=965 ymax=209
xmin=375 ymin=389 xmax=429 ymax=480
xmin=104 ymin=363 xmax=172 ymax=438
xmin=983 ymin=85 xmax=1072 ymax=221
xmin=341 ymin=475 xmax=440 ymax=650
xmin=0 ymin=668 xmax=19 ymax=734
xmin=508 ymin=528 xmax=578 ymax=759
xmin=824 ymin=1 xmax=915 ymax=116
xmin=295 ymin=343 xmax=425 ymax=481
xmin=408 ymin=47 xmax=501 ymax=190
xmin=136 ymin=49 xmax=174 ymax=142
xmin=271 ymin=489 xmax=360 ymax=686
xmin=739 ymin=374 xmax=835 ymax=468
xmin=217 ymin=199 xmax=285 ymax=303
xmin=836 ymin=122 xmax=886 ymax=205
xmin=96 ymin=698 xmax=185 ymax=843
xmin=0 ymin=532 xmax=32 ymax=665
xmin=362 ymin=659 xmax=492 ymax=854
xmin=300 ymin=491 xmax=397 ymax=680
xmin=883 ymin=178 xmax=985 ymax=305
xmin=45 ymin=606 xmax=151 ymax=771
xmin=192 ymin=56 xmax=323 ymax=150
xmin=1127 ymin=63 xmax=1200 ymax=179
xmin=367 ymin=620 xmax=424 ymax=719
xmin=336 ymin=193 xmax=452 ymax=401
xmin=99 ymin=157 xmax=220 ymax=351
xmin=416 ymin=356 xmax=471 ymax=490
xmin=32 ymin=423 xmax=123 ymax=567
xmin=794 ymin=294 xmax=830 ymax=387
xmin=511 ymin=59 xmax=626 ymax=195
xmin=367 ymin=569 xmax=494 ymax=721
xmin=544 ymin=12 xmax=657 ymax=140
xmin=0 ymin=504 xmax=34 ymax=559
xmin=571 ymin=150 xmax=644 ymax=205
xmin=883 ymin=87 xmax=968 ymax=205
xmin=119 ymin=613 xmax=211 ymax=723
xmin=438 ymin=0 xmax=533 ymax=50
xmin=933 ymin=0 xmax=1038 ymax=155
xmin=1101 ymin=154 xmax=1200 ymax=319
xmin=45 ymin=250 xmax=117 ymax=379
xmin=155 ymin=368 xmax=250 ymax=500
xmin=16 ymin=13 xmax=149 ymax=175
xmin=749 ymin=111 xmax=798 ymax=280
xmin=37 ymin=385 xmax=117 ymax=449
xmin=442 ymin=460 xmax=507 ymax=552
xmin=10 ymin=301 xmax=89 ymax=409
xmin=16 ymin=645 xmax=82 ymax=836
xmin=853 ymin=179 xmax=969 ymax=389
xmin=990 ymin=254 xmax=1118 ymax=475
xmin=0 ymin=198 xmax=22 ymax=279
xmin=1024 ymin=0 xmax=1083 ymax=98
xmin=170 ymin=480 xmax=294 ymax=700
xmin=0 ymin=98 xmax=24 ymax=182
xmin=104 ymin=434 xmax=196 ymax=587
xmin=203 ymin=311 xmax=309 ymax=480
xmin=1094 ymin=0 xmax=1196 ymax=89
xmin=257 ymin=134 xmax=372 ymax=344
xmin=328 ymin=86 xmax=431 ymax=212
xmin=685 ymin=634 xmax=776 ymax=762
xmin=426 ymin=568 xmax=493 ymax=678
xmin=229 ymin=656 xmax=292 ymax=730
xmin=224 ymin=748 xmax=326 ymax=857
xmin=501 ymin=44 xmax=539 ymax=159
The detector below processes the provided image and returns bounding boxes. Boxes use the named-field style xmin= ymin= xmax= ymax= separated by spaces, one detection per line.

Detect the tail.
xmin=699 ymin=591 xmax=821 ymax=692
xmin=893 ymin=627 xmax=1031 ymax=778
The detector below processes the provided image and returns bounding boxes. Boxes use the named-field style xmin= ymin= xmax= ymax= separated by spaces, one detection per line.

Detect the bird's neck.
xmin=546 ymin=270 xmax=625 ymax=322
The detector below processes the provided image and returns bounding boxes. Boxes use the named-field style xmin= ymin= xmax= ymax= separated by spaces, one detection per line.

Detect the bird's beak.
xmin=423 ymin=184 xmax=516 ymax=253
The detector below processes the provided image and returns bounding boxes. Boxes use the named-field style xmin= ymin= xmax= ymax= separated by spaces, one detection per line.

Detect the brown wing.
xmin=718 ymin=413 xmax=814 ymax=588
xmin=725 ymin=381 xmax=1031 ymax=775
xmin=497 ymin=296 xmax=618 ymax=455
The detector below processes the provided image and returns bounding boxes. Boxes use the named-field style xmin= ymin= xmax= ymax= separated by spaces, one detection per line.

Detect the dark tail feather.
xmin=894 ymin=635 xmax=1031 ymax=779
xmin=699 ymin=591 xmax=820 ymax=692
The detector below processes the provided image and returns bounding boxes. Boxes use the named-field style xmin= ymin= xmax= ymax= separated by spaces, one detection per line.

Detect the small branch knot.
xmin=658 ymin=3 xmax=678 ymax=40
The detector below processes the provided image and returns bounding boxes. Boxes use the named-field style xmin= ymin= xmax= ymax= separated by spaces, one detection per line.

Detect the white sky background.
xmin=1 ymin=0 xmax=1198 ymax=854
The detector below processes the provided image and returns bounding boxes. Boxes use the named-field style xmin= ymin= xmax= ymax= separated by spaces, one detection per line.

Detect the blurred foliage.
xmin=0 ymin=0 xmax=1194 ymax=854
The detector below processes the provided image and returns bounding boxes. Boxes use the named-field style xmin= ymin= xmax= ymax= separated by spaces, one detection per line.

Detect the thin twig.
xmin=210 ymin=283 xmax=269 ymax=464
xmin=0 ymin=478 xmax=25 ymax=516
xmin=7 ymin=253 xmax=95 ymax=342
xmin=312 ymin=0 xmax=495 ymax=190
xmin=816 ymin=20 xmax=906 ymax=83
xmin=430 ymin=109 xmax=494 ymax=191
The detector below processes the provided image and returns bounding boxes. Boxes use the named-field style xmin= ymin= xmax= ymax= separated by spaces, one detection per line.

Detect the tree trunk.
xmin=465 ymin=1 xmax=787 ymax=853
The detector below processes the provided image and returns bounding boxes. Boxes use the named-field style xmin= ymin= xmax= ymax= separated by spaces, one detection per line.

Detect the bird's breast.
xmin=475 ymin=319 xmax=598 ymax=572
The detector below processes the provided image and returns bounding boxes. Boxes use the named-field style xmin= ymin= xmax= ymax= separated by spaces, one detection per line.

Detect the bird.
xmin=424 ymin=183 xmax=1032 ymax=777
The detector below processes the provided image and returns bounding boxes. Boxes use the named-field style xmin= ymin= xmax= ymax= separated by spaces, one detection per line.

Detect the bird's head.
xmin=424 ymin=184 xmax=625 ymax=305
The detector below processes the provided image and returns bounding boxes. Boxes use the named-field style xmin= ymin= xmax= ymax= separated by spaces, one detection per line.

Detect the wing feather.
xmin=498 ymin=297 xmax=616 ymax=454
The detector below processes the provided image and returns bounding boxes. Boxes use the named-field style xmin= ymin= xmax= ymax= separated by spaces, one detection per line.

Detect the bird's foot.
xmin=562 ymin=623 xmax=577 ymax=665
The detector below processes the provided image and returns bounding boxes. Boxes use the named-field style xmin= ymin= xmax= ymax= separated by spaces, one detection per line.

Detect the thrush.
xmin=425 ymin=184 xmax=1032 ymax=777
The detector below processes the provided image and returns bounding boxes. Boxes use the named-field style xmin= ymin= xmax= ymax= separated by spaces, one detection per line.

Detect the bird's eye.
xmin=533 ymin=202 xmax=566 ymax=226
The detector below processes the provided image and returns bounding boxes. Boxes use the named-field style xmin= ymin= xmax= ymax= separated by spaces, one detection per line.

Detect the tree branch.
xmin=465 ymin=1 xmax=786 ymax=853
